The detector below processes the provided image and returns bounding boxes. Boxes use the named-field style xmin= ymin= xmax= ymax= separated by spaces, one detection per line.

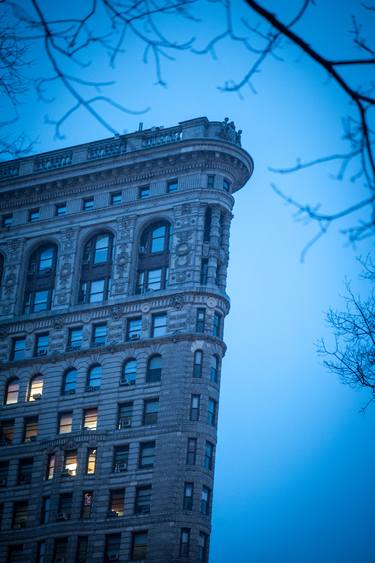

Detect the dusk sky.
xmin=2 ymin=1 xmax=375 ymax=561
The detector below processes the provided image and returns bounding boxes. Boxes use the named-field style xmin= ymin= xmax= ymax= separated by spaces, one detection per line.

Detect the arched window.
xmin=146 ymin=354 xmax=162 ymax=383
xmin=87 ymin=364 xmax=101 ymax=391
xmin=27 ymin=374 xmax=44 ymax=401
xmin=121 ymin=359 xmax=137 ymax=385
xmin=79 ymin=232 xmax=113 ymax=304
xmin=62 ymin=368 xmax=77 ymax=395
xmin=23 ymin=244 xmax=57 ymax=313
xmin=4 ymin=377 xmax=19 ymax=405
xmin=193 ymin=350 xmax=203 ymax=378
xmin=210 ymin=355 xmax=220 ymax=384
xmin=136 ymin=221 xmax=171 ymax=294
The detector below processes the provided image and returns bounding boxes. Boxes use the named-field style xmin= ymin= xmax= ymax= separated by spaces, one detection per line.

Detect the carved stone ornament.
xmin=207 ymin=297 xmax=218 ymax=309
xmin=141 ymin=303 xmax=151 ymax=313
xmin=171 ymin=295 xmax=184 ymax=310
xmin=176 ymin=242 xmax=190 ymax=257
xmin=4 ymin=274 xmax=16 ymax=296
xmin=53 ymin=316 xmax=64 ymax=329
xmin=111 ymin=306 xmax=124 ymax=320
xmin=0 ymin=325 xmax=10 ymax=339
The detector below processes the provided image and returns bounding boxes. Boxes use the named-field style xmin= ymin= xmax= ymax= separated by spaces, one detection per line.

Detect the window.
xmin=121 ymin=359 xmax=137 ymax=385
xmin=193 ymin=350 xmax=203 ymax=378
xmin=68 ymin=326 xmax=83 ymax=349
xmin=151 ymin=313 xmax=167 ymax=337
xmin=131 ymin=531 xmax=148 ymax=561
xmin=83 ymin=408 xmax=97 ymax=431
xmin=12 ymin=501 xmax=28 ymax=528
xmin=81 ymin=491 xmax=93 ymax=519
xmin=41 ymin=496 xmax=50 ymax=524
xmin=186 ymin=437 xmax=197 ymax=465
xmin=4 ymin=378 xmax=19 ymax=404
xmin=223 ymin=178 xmax=231 ymax=192
xmin=58 ymin=412 xmax=72 ymax=434
xmin=210 ymin=355 xmax=219 ymax=384
xmin=79 ymin=233 xmax=113 ymax=303
xmin=136 ymin=221 xmax=171 ymax=294
xmin=83 ymin=197 xmax=94 ymax=210
xmin=29 ymin=208 xmax=40 ymax=222
xmin=23 ymin=416 xmax=38 ymax=442
xmin=53 ymin=538 xmax=68 ymax=562
xmin=204 ymin=441 xmax=214 ymax=470
xmin=203 ymin=207 xmax=212 ymax=243
xmin=63 ymin=449 xmax=77 ymax=476
xmin=113 ymin=445 xmax=129 ymax=472
xmin=0 ymin=461 xmax=9 ymax=486
xmin=197 ymin=532 xmax=209 ymax=562
xmin=37 ymin=540 xmax=47 ymax=563
xmin=146 ymin=354 xmax=162 ymax=383
xmin=208 ymin=398 xmax=217 ymax=426
xmin=110 ymin=191 xmax=122 ymax=205
xmin=134 ymin=485 xmax=152 ymax=514
xmin=179 ymin=528 xmax=190 ymax=557
xmin=105 ymin=534 xmax=121 ymax=563
xmin=24 ymin=245 xmax=57 ymax=314
xmin=62 ymin=368 xmax=77 ymax=395
xmin=2 ymin=214 xmax=12 ymax=227
xmin=57 ymin=492 xmax=73 ymax=520
xmin=108 ymin=489 xmax=125 ymax=517
xmin=10 ymin=337 xmax=26 ymax=361
xmin=118 ymin=402 xmax=133 ymax=429
xmin=91 ymin=323 xmax=107 ymax=346
xmin=213 ymin=312 xmax=222 ymax=337
xmin=127 ymin=317 xmax=142 ymax=341
xmin=7 ymin=545 xmax=24 ymax=562
xmin=196 ymin=308 xmax=206 ymax=332
xmin=190 ymin=394 xmax=200 ymax=421
xmin=76 ymin=536 xmax=88 ymax=563
xmin=86 ymin=448 xmax=97 ymax=474
xmin=55 ymin=202 xmax=67 ymax=216
xmin=18 ymin=457 xmax=33 ymax=485
xmin=167 ymin=179 xmax=178 ymax=193
xmin=200 ymin=258 xmax=208 ymax=285
xmin=139 ymin=185 xmax=150 ymax=199
xmin=183 ymin=482 xmax=194 ymax=510
xmin=207 ymin=174 xmax=215 ymax=188
xmin=87 ymin=364 xmax=101 ymax=390
xmin=200 ymin=486 xmax=211 ymax=515
xmin=27 ymin=374 xmax=43 ymax=401
xmin=46 ymin=453 xmax=56 ymax=480
xmin=139 ymin=441 xmax=155 ymax=469
xmin=34 ymin=333 xmax=48 ymax=356
xmin=143 ymin=399 xmax=159 ymax=425
xmin=0 ymin=419 xmax=14 ymax=444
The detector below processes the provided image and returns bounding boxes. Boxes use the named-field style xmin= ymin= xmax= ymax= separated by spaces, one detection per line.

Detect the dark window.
xmin=7 ymin=544 xmax=24 ymax=562
xmin=2 ymin=214 xmax=12 ymax=227
xmin=91 ymin=323 xmax=107 ymax=346
xmin=10 ymin=337 xmax=26 ymax=361
xmin=118 ymin=402 xmax=133 ymax=429
xmin=200 ymin=258 xmax=208 ymax=285
xmin=131 ymin=531 xmax=148 ymax=561
xmin=76 ymin=536 xmax=89 ymax=563
xmin=167 ymin=179 xmax=178 ymax=193
xmin=213 ymin=312 xmax=222 ymax=337
xmin=24 ymin=244 xmax=57 ymax=314
xmin=83 ymin=197 xmax=94 ymax=211
xmin=27 ymin=373 xmax=43 ymax=401
xmin=179 ymin=528 xmax=190 ymax=557
xmin=87 ymin=364 xmax=101 ymax=390
xmin=12 ymin=501 xmax=28 ymax=528
xmin=136 ymin=221 xmax=171 ymax=294
xmin=23 ymin=416 xmax=38 ymax=442
xmin=210 ymin=355 xmax=219 ymax=384
xmin=190 ymin=394 xmax=200 ymax=421
xmin=79 ymin=233 xmax=113 ymax=304
xmin=208 ymin=398 xmax=217 ymax=426
xmin=105 ymin=534 xmax=121 ymax=563
xmin=18 ymin=457 xmax=33 ymax=485
xmin=186 ymin=437 xmax=197 ymax=465
xmin=143 ymin=399 xmax=159 ymax=425
xmin=200 ymin=486 xmax=211 ymax=515
xmin=108 ymin=489 xmax=125 ymax=517
xmin=55 ymin=202 xmax=67 ymax=216
xmin=63 ymin=449 xmax=77 ymax=476
xmin=81 ymin=491 xmax=93 ymax=519
xmin=183 ymin=482 xmax=194 ymax=510
xmin=41 ymin=496 xmax=50 ymax=524
xmin=203 ymin=208 xmax=212 ymax=243
xmin=139 ymin=441 xmax=155 ymax=469
xmin=34 ymin=332 xmax=48 ymax=356
xmin=58 ymin=411 xmax=73 ymax=434
xmin=110 ymin=191 xmax=122 ymax=205
xmin=127 ymin=317 xmax=142 ymax=341
xmin=62 ymin=368 xmax=77 ymax=395
xmin=29 ymin=208 xmax=40 ymax=222
xmin=146 ymin=354 xmax=162 ymax=383
xmin=53 ymin=538 xmax=68 ymax=561
xmin=193 ymin=350 xmax=203 ymax=378
xmin=151 ymin=313 xmax=167 ymax=337
xmin=121 ymin=359 xmax=137 ymax=385
xmin=68 ymin=326 xmax=83 ymax=349
xmin=207 ymin=175 xmax=215 ymax=188
xmin=86 ymin=448 xmax=97 ymax=474
xmin=204 ymin=441 xmax=214 ymax=470
xmin=57 ymin=492 xmax=73 ymax=520
xmin=113 ymin=445 xmax=129 ymax=472
xmin=134 ymin=485 xmax=152 ymax=514
xmin=4 ymin=377 xmax=19 ymax=404
xmin=0 ymin=461 xmax=9 ymax=486
xmin=0 ymin=419 xmax=15 ymax=444
xmin=223 ymin=178 xmax=231 ymax=192
xmin=46 ymin=453 xmax=56 ymax=480
xmin=139 ymin=185 xmax=150 ymax=199
xmin=196 ymin=308 xmax=206 ymax=332
xmin=197 ymin=532 xmax=209 ymax=562
xmin=83 ymin=408 xmax=97 ymax=431
xmin=37 ymin=540 xmax=47 ymax=563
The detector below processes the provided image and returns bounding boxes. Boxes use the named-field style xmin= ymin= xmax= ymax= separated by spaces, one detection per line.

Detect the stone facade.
xmin=0 ymin=117 xmax=253 ymax=563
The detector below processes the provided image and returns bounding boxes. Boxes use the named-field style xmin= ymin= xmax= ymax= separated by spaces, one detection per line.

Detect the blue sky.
xmin=3 ymin=1 xmax=375 ymax=561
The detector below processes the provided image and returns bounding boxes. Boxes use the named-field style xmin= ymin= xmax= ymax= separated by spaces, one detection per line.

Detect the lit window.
xmin=91 ymin=323 xmax=107 ymax=346
xmin=110 ymin=191 xmax=122 ymax=205
xmin=83 ymin=408 xmax=97 ymax=431
xmin=143 ymin=399 xmax=159 ymax=425
xmin=151 ymin=313 xmax=167 ymax=337
xmin=86 ymin=448 xmax=97 ymax=475
xmin=179 ymin=528 xmax=190 ymax=557
xmin=118 ymin=402 xmax=133 ymax=429
xmin=193 ymin=350 xmax=203 ymax=378
xmin=46 ymin=453 xmax=56 ymax=480
xmin=62 ymin=368 xmax=77 ymax=395
xmin=58 ymin=412 xmax=72 ymax=434
xmin=34 ymin=333 xmax=48 ymax=356
xmin=127 ymin=317 xmax=142 ymax=341
xmin=134 ymin=485 xmax=152 ymax=514
xmin=108 ymin=489 xmax=125 ymax=517
xmin=139 ymin=441 xmax=155 ymax=469
xmin=183 ymin=482 xmax=194 ymax=510
xmin=139 ymin=185 xmax=150 ymax=199
xmin=131 ymin=531 xmax=148 ymax=561
xmin=121 ymin=359 xmax=137 ymax=385
xmin=55 ymin=203 xmax=66 ymax=216
xmin=10 ymin=337 xmax=26 ymax=361
xmin=190 ymin=394 xmax=200 ymax=421
xmin=83 ymin=197 xmax=94 ymax=211
xmin=68 ymin=326 xmax=83 ymax=349
xmin=81 ymin=491 xmax=93 ymax=519
xmin=186 ymin=437 xmax=197 ymax=465
xmin=87 ymin=364 xmax=101 ymax=391
xmin=23 ymin=416 xmax=38 ymax=442
xmin=29 ymin=208 xmax=40 ymax=222
xmin=204 ymin=441 xmax=214 ymax=470
xmin=196 ymin=308 xmax=206 ymax=332
xmin=27 ymin=374 xmax=43 ymax=401
xmin=63 ymin=449 xmax=77 ymax=477
xmin=146 ymin=355 xmax=162 ymax=383
xmin=4 ymin=378 xmax=19 ymax=404
xmin=167 ymin=179 xmax=178 ymax=193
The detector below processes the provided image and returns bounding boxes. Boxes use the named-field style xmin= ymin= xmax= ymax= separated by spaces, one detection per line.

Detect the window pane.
xmin=94 ymin=234 xmax=110 ymax=263
xmin=87 ymin=365 xmax=101 ymax=390
xmin=5 ymin=379 xmax=19 ymax=404
xmin=86 ymin=448 xmax=96 ymax=474
xmin=151 ymin=225 xmax=166 ymax=253
xmin=33 ymin=290 xmax=49 ymax=312
xmin=89 ymin=279 xmax=105 ymax=302
xmin=59 ymin=412 xmax=72 ymax=434
xmin=122 ymin=359 xmax=137 ymax=384
xmin=147 ymin=269 xmax=162 ymax=290
xmin=152 ymin=313 xmax=167 ymax=337
xmin=39 ymin=247 xmax=54 ymax=271
xmin=28 ymin=375 xmax=43 ymax=401
xmin=63 ymin=369 xmax=77 ymax=394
